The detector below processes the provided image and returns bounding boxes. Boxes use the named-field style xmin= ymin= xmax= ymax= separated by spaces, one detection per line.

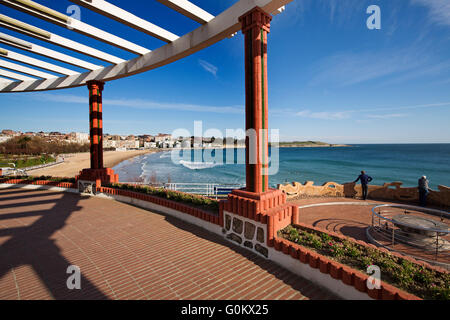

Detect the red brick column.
xmin=76 ymin=81 xmax=118 ymax=185
xmin=239 ymin=7 xmax=271 ymax=194
xmin=220 ymin=8 xmax=296 ymax=249
xmin=88 ymin=80 xmax=104 ymax=170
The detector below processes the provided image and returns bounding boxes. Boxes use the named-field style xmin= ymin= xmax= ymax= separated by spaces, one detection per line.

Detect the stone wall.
xmin=278 ymin=181 xmax=450 ymax=208
xmin=222 ymin=211 xmax=269 ymax=258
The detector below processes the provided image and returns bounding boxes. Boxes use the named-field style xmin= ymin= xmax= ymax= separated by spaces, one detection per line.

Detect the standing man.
xmin=418 ymin=175 xmax=430 ymax=207
xmin=354 ymin=170 xmax=373 ymax=200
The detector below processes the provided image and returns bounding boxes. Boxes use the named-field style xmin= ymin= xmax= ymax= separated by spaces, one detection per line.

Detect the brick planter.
xmin=0 ymin=178 xmax=76 ymax=189
xmin=97 ymin=187 xmax=220 ymax=226
xmin=274 ymin=237 xmax=424 ymax=300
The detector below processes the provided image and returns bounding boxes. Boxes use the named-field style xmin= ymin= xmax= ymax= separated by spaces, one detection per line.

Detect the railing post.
xmin=436 ymin=233 xmax=439 ymax=259
xmin=392 ymin=223 xmax=395 ymax=247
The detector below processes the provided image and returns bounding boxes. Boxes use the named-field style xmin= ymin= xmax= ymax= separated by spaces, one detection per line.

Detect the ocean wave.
xmin=179 ymin=160 xmax=222 ymax=170
xmin=160 ymin=152 xmax=172 ymax=159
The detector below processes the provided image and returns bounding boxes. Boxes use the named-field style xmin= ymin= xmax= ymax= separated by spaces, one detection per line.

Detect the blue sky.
xmin=0 ymin=0 xmax=449 ymax=143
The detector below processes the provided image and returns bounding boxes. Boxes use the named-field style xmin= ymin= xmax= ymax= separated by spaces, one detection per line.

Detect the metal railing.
xmin=120 ymin=182 xmax=244 ymax=198
xmin=164 ymin=183 xmax=244 ymax=198
xmin=22 ymin=158 xmax=64 ymax=172
xmin=369 ymin=204 xmax=449 ymax=262
xmin=0 ymin=163 xmax=21 ymax=176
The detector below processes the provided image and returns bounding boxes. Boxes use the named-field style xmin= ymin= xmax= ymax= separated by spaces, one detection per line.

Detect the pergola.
xmin=0 ymin=0 xmax=292 ymax=212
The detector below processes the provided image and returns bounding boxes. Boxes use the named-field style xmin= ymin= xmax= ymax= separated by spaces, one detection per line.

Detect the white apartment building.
xmin=75 ymin=132 xmax=89 ymax=143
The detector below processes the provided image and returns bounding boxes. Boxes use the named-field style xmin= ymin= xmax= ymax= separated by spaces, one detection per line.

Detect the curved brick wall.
xmin=278 ymin=181 xmax=450 ymax=207
xmin=0 ymin=178 xmax=76 ymax=189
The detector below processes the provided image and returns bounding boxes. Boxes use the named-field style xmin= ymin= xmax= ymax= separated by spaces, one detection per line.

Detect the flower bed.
xmin=279 ymin=225 xmax=450 ymax=300
xmin=105 ymin=183 xmax=219 ymax=214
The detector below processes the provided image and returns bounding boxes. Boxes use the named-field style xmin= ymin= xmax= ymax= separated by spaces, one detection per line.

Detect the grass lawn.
xmin=0 ymin=155 xmax=56 ymax=169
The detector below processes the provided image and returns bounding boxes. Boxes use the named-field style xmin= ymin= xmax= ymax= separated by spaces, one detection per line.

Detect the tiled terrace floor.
xmin=0 ymin=188 xmax=337 ymax=300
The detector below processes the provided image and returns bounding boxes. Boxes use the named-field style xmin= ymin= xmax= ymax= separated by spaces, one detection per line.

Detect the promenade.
xmin=0 ymin=188 xmax=336 ymax=300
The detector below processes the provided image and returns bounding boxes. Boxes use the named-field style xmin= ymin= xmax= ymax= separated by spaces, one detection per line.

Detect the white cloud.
xmin=198 ymin=59 xmax=218 ymax=77
xmin=293 ymin=101 xmax=450 ymax=121
xmin=282 ymin=0 xmax=366 ymax=26
xmin=356 ymin=101 xmax=450 ymax=112
xmin=382 ymin=59 xmax=450 ymax=85
xmin=31 ymin=93 xmax=243 ymax=114
xmin=411 ymin=0 xmax=450 ymax=26
xmin=309 ymin=48 xmax=428 ymax=87
xmin=296 ymin=110 xmax=350 ymax=120
xmin=366 ymin=113 xmax=407 ymax=119
xmin=30 ymin=94 xmax=87 ymax=104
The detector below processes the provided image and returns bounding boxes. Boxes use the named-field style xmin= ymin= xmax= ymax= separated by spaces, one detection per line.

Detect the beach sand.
xmin=28 ymin=150 xmax=158 ymax=178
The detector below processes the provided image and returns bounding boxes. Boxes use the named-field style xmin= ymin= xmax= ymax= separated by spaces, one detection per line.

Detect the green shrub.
xmin=346 ymin=246 xmax=361 ymax=259
xmin=321 ymin=233 xmax=332 ymax=242
xmin=311 ymin=236 xmax=323 ymax=250
xmin=430 ymin=286 xmax=450 ymax=300
xmin=289 ymin=228 xmax=299 ymax=239
xmin=106 ymin=183 xmax=219 ymax=213
xmin=329 ymin=242 xmax=345 ymax=258
xmin=414 ymin=268 xmax=433 ymax=285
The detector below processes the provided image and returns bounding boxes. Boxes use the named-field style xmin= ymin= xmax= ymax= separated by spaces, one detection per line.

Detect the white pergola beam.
xmin=0 ymin=58 xmax=56 ymax=78
xmin=71 ymin=0 xmax=179 ymax=43
xmin=272 ymin=5 xmax=285 ymax=15
xmin=68 ymin=18 xmax=150 ymax=55
xmin=0 ymin=0 xmax=294 ymax=92
xmin=157 ymin=0 xmax=214 ymax=24
xmin=0 ymin=31 xmax=32 ymax=48
xmin=0 ymin=32 xmax=102 ymax=70
xmin=0 ymin=15 xmax=125 ymax=64
xmin=1 ymin=0 xmax=151 ymax=55
xmin=0 ymin=47 xmax=79 ymax=75
xmin=0 ymin=76 xmax=13 ymax=83
xmin=0 ymin=67 xmax=36 ymax=81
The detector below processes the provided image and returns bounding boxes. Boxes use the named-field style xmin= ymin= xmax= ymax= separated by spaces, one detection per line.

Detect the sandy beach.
xmin=28 ymin=150 xmax=158 ymax=178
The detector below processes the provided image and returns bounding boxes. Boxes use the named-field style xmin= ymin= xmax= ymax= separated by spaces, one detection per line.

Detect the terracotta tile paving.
xmin=0 ymin=188 xmax=337 ymax=300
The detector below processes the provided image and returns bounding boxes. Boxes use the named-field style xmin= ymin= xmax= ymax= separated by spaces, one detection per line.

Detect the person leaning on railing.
xmin=418 ymin=175 xmax=431 ymax=207
xmin=353 ymin=170 xmax=373 ymax=201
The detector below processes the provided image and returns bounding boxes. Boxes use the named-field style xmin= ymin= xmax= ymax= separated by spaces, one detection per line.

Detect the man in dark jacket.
xmin=418 ymin=176 xmax=430 ymax=207
xmin=354 ymin=171 xmax=373 ymax=200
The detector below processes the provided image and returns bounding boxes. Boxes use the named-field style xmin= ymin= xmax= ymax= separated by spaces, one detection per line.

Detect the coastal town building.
xmin=0 ymin=129 xmax=175 ymax=150
xmin=62 ymin=132 xmax=89 ymax=144
xmin=144 ymin=142 xmax=157 ymax=149
xmin=74 ymin=132 xmax=89 ymax=144
xmin=0 ymin=135 xmax=10 ymax=143
xmin=0 ymin=127 xmax=243 ymax=151
xmin=154 ymin=133 xmax=172 ymax=144
xmin=1 ymin=130 xmax=19 ymax=136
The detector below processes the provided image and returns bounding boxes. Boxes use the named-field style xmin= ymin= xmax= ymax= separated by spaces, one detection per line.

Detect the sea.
xmin=113 ymin=144 xmax=450 ymax=190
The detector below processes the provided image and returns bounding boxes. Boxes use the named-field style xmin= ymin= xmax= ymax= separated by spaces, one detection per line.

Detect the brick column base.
xmin=221 ymin=188 xmax=298 ymax=254
xmin=76 ymin=168 xmax=119 ymax=186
